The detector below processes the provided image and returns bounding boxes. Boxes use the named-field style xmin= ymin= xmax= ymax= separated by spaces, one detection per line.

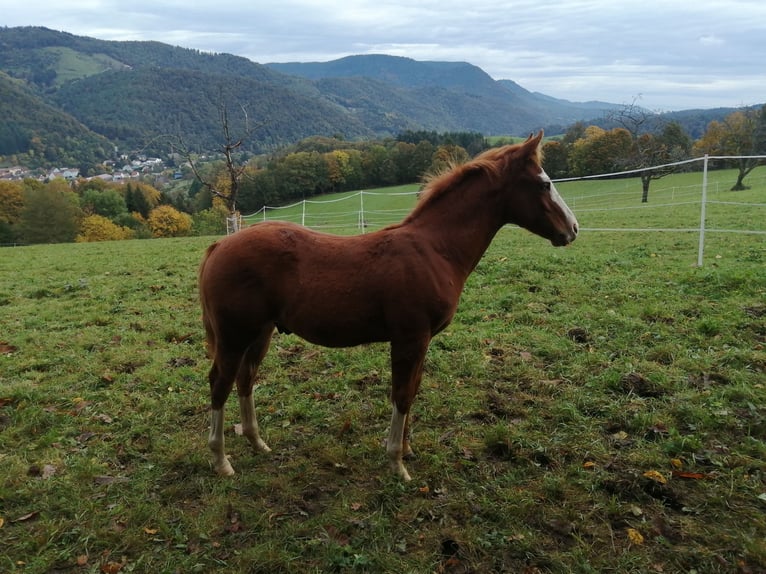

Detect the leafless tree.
xmin=178 ymin=95 xmax=263 ymax=233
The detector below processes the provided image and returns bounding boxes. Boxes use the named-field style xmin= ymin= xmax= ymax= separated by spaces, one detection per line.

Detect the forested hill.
xmin=0 ymin=26 xmax=745 ymax=168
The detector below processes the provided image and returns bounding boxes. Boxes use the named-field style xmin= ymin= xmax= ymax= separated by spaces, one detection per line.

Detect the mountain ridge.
xmin=0 ymin=26 xmax=748 ymax=167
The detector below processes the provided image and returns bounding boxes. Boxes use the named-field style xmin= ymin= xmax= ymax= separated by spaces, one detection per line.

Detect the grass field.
xmin=1 ymin=168 xmax=765 ymax=573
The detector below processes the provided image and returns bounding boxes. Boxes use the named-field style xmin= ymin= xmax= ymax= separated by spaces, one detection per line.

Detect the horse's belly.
xmin=280 ymin=298 xmax=389 ymax=348
xmin=291 ymin=320 xmax=388 ymax=348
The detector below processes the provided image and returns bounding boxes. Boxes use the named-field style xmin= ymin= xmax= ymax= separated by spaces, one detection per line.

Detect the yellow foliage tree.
xmin=0 ymin=181 xmax=24 ymax=224
xmin=132 ymin=182 xmax=162 ymax=209
xmin=147 ymin=205 xmax=192 ymax=238
xmin=76 ymin=214 xmax=134 ymax=242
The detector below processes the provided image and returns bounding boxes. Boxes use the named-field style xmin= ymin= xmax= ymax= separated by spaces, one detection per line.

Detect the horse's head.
xmin=502 ymin=132 xmax=579 ymax=247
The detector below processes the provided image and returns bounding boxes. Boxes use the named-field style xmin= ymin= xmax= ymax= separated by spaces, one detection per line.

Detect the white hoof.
xmin=390 ymin=459 xmax=412 ymax=481
xmin=214 ymin=457 xmax=236 ymax=476
xmin=254 ymin=438 xmax=272 ymax=453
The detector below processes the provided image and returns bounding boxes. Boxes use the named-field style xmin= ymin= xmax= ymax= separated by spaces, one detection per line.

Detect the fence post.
xmin=697 ymin=154 xmax=709 ymax=267
xmin=359 ymin=191 xmax=366 ymax=233
xmin=301 ymin=199 xmax=306 ymax=227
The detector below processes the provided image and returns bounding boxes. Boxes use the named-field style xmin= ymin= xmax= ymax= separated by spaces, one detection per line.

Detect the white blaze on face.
xmin=541 ymin=169 xmax=578 ymax=239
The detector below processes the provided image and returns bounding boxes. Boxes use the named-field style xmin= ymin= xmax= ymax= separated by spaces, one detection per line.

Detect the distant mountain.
xmin=0 ymin=26 xmax=748 ymax=166
xmin=0 ymin=71 xmax=111 ymax=165
xmin=269 ymin=55 xmax=624 ymax=134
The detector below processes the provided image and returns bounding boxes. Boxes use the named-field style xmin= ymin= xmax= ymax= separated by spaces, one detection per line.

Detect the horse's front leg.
xmin=387 ymin=405 xmax=411 ymax=481
xmin=387 ymin=335 xmax=430 ymax=481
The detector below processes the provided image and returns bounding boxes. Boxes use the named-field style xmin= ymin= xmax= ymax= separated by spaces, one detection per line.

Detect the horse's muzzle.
xmin=552 ymin=221 xmax=578 ymax=246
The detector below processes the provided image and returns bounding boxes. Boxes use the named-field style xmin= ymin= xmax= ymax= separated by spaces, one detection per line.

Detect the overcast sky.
xmin=4 ymin=0 xmax=765 ymax=111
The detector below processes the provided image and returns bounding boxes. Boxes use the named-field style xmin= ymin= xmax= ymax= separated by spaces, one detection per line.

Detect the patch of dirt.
xmin=619 ymin=372 xmax=665 ymax=398
xmin=566 ymin=327 xmax=590 ymax=344
xmin=688 ymin=371 xmax=731 ymax=389
xmin=598 ymin=464 xmax=685 ymax=511
xmin=744 ymin=304 xmax=766 ymax=318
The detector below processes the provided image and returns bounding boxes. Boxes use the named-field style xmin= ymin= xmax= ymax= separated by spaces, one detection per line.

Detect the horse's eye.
xmin=542 ymin=181 xmax=551 ymax=192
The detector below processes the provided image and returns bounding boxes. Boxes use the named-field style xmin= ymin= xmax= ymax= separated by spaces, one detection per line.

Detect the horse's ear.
xmin=520 ymin=131 xmax=544 ymax=155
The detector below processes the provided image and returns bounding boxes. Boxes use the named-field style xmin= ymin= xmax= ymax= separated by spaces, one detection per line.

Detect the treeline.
xmin=197 ymin=133 xmax=486 ymax=214
xmin=3 ymin=105 xmax=764 ymax=245
xmin=0 ymin=177 xmax=229 ymax=245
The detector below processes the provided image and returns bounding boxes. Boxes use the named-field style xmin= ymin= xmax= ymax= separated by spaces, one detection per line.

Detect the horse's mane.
xmin=409 ymin=140 xmax=543 ymax=219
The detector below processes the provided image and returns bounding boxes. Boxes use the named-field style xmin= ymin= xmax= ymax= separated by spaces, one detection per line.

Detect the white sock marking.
xmin=209 ymin=408 xmax=235 ymax=476
xmin=387 ymin=405 xmax=411 ymax=481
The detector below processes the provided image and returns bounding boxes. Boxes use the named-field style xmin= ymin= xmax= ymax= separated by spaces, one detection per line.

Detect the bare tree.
xmin=179 ymin=95 xmax=262 ymax=233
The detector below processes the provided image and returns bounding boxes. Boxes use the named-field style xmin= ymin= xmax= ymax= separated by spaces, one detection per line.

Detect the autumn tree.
xmin=694 ymin=106 xmax=766 ymax=190
xmin=608 ymin=101 xmax=692 ymax=202
xmin=0 ymin=181 xmax=24 ymax=225
xmin=325 ymin=150 xmax=353 ymax=192
xmin=76 ymin=214 xmax=133 ymax=242
xmin=568 ymin=126 xmax=633 ymax=176
xmin=17 ymin=180 xmax=82 ymax=244
xmin=0 ymin=180 xmax=24 ymax=243
xmin=147 ymin=205 xmax=192 ymax=238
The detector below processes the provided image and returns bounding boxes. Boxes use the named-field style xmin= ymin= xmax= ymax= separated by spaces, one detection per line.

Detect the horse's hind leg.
xmin=208 ymin=353 xmax=240 ymax=476
xmin=236 ymin=326 xmax=274 ymax=455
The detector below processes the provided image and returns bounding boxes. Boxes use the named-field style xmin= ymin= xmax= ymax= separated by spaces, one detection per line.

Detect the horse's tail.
xmin=198 ymin=242 xmax=220 ymax=359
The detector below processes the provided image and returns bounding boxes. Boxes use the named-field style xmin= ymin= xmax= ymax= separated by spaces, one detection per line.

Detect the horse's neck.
xmin=408 ymin=186 xmax=505 ymax=277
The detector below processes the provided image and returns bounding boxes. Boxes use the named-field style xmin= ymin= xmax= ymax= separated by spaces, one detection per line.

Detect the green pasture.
xmin=0 ymin=168 xmax=765 ymax=572
xmin=243 ymin=168 xmax=766 ymax=242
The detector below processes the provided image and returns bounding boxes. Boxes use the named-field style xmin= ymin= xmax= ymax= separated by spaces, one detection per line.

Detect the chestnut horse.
xmin=199 ymin=132 xmax=578 ymax=481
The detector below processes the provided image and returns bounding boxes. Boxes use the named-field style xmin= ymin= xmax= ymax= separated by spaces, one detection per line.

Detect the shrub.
xmin=76 ymin=214 xmax=133 ymax=242
xmin=147 ymin=205 xmax=193 ymax=238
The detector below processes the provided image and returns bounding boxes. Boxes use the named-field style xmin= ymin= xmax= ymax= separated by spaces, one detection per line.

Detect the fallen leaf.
xmin=12 ymin=511 xmax=40 ymax=523
xmin=583 ymin=461 xmax=597 ymax=470
xmin=337 ymin=419 xmax=352 ymax=437
xmin=0 ymin=342 xmax=18 ymax=355
xmin=76 ymin=555 xmax=89 ymax=566
xmin=670 ymin=458 xmax=683 ymax=469
xmin=350 ymin=502 xmax=362 ymax=511
xmin=643 ymin=470 xmax=667 ymax=484
xmin=627 ymin=528 xmax=644 ymax=545
xmin=0 ymin=517 xmax=4 ymax=529
xmin=77 ymin=431 xmax=96 ymax=444
xmin=143 ymin=527 xmax=159 ymax=535
xmin=100 ymin=561 xmax=123 ymax=574
xmin=672 ymin=470 xmax=707 ymax=480
xmin=419 ymin=485 xmax=430 ymax=494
